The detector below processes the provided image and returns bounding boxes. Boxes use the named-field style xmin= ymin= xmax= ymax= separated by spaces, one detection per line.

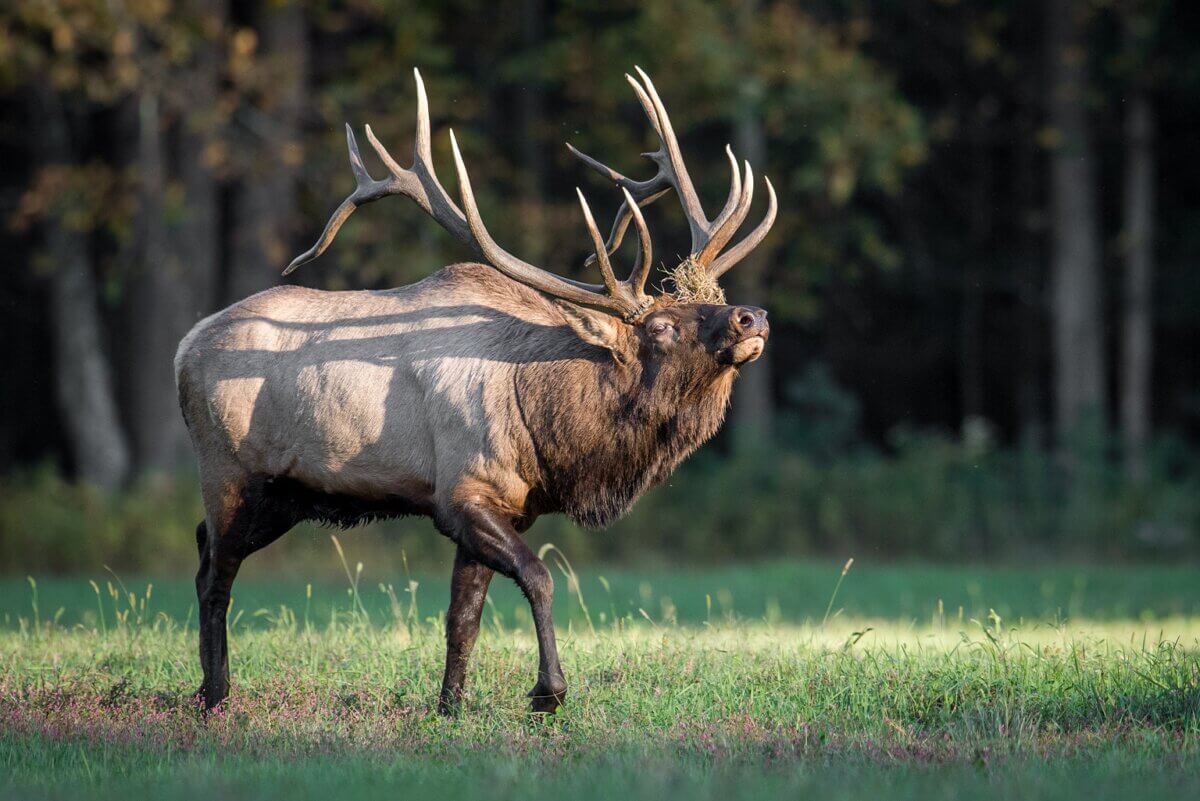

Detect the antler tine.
xmin=389 ymin=69 xmax=470 ymax=237
xmin=576 ymin=187 xmax=655 ymax=316
xmin=707 ymin=145 xmax=743 ymax=237
xmin=624 ymin=75 xmax=664 ymax=139
xmin=630 ymin=67 xmax=708 ymax=247
xmin=412 ymin=67 xmax=433 ymax=164
xmin=698 ymin=160 xmax=754 ymax=266
xmin=707 ymin=176 xmax=778 ymax=279
xmin=566 ymin=142 xmax=666 ymax=195
xmin=364 ymin=123 xmax=405 ymax=178
xmin=622 ymin=187 xmax=654 ymax=296
xmin=576 ymin=189 xmax=621 ymax=297
xmin=577 ymin=188 xmax=669 ymax=271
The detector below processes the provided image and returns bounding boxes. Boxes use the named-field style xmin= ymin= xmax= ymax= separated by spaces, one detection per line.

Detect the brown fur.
xmin=515 ymin=302 xmax=739 ymax=528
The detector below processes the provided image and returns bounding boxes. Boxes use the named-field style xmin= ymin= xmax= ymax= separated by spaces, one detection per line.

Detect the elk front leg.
xmin=445 ymin=501 xmax=567 ymax=714
xmin=438 ymin=547 xmax=495 ymax=715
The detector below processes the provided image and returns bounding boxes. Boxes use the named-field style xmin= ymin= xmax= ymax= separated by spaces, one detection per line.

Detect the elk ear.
xmin=555 ymin=301 xmax=624 ymax=356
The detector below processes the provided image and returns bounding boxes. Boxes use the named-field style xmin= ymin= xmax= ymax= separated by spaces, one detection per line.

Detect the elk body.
xmin=176 ymin=68 xmax=776 ymax=714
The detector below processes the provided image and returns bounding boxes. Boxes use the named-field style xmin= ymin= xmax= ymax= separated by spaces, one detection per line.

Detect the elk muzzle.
xmin=721 ymin=306 xmax=769 ymax=365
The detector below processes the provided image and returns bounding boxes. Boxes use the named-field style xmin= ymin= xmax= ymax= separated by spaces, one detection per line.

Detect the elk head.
xmin=285 ymin=67 xmax=777 ymax=382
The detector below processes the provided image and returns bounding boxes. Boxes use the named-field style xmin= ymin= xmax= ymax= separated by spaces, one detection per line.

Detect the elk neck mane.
xmin=513 ymin=316 xmax=737 ymax=529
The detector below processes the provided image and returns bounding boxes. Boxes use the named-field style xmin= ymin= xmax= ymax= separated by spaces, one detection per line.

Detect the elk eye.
xmin=648 ymin=320 xmax=671 ymax=336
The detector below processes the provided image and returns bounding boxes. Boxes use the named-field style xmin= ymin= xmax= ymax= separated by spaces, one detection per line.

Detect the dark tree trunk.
xmin=173 ymin=0 xmax=226 ymax=324
xmin=726 ymin=0 xmax=774 ymax=450
xmin=1046 ymin=0 xmax=1106 ymax=440
xmin=730 ymin=90 xmax=775 ymax=450
xmin=960 ymin=107 xmax=991 ymax=426
xmin=1121 ymin=92 xmax=1154 ymax=482
xmin=125 ymin=84 xmax=194 ymax=475
xmin=517 ymin=0 xmax=547 ymax=263
xmin=227 ymin=2 xmax=308 ymax=301
xmin=1014 ymin=103 xmax=1045 ymax=448
xmin=37 ymin=92 xmax=130 ymax=491
xmin=123 ymin=5 xmax=227 ymax=477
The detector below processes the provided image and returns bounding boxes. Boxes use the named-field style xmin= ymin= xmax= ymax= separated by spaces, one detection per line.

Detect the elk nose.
xmin=733 ymin=306 xmax=769 ymax=339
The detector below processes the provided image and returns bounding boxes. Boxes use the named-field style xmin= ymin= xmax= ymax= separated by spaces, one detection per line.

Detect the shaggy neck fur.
xmin=516 ymin=336 xmax=736 ymax=528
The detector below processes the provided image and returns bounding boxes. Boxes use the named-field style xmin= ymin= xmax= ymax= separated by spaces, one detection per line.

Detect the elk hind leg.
xmin=438 ymin=546 xmax=495 ymax=715
xmin=195 ymin=475 xmax=296 ymax=711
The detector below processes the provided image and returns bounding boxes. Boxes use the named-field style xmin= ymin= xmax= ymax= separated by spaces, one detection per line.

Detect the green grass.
xmin=2 ymin=561 xmax=1199 ymax=800
xmin=5 ymin=558 xmax=1200 ymax=632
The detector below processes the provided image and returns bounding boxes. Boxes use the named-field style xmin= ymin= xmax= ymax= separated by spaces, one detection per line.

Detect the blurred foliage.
xmin=0 ymin=466 xmax=204 ymax=574
xmin=1 ymin=0 xmax=923 ymax=306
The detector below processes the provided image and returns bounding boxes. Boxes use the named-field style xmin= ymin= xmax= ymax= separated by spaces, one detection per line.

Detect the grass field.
xmin=2 ymin=558 xmax=1199 ymax=800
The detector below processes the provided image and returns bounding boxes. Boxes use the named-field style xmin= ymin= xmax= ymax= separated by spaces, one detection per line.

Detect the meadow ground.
xmin=1 ymin=558 xmax=1198 ymax=800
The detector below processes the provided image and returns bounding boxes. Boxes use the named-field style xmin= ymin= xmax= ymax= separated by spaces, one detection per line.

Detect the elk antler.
xmin=286 ymin=69 xmax=655 ymax=320
xmin=566 ymin=67 xmax=777 ymax=279
xmin=284 ymin=70 xmax=471 ymax=275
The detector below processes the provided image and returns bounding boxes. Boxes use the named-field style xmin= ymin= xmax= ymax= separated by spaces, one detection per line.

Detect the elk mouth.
xmin=720 ymin=335 xmax=766 ymax=366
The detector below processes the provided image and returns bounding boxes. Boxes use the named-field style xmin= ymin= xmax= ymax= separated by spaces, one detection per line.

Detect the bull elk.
xmin=175 ymin=67 xmax=776 ymax=714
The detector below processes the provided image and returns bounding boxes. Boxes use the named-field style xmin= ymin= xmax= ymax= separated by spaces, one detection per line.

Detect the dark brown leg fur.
xmin=438 ymin=502 xmax=566 ymax=715
xmin=438 ymin=546 xmax=496 ymax=715
xmin=195 ymin=478 xmax=296 ymax=711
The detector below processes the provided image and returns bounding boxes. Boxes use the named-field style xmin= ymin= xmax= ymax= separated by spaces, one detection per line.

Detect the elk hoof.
xmin=193 ymin=681 xmax=228 ymax=715
xmin=527 ymin=677 xmax=567 ymax=715
xmin=437 ymin=690 xmax=464 ymax=717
